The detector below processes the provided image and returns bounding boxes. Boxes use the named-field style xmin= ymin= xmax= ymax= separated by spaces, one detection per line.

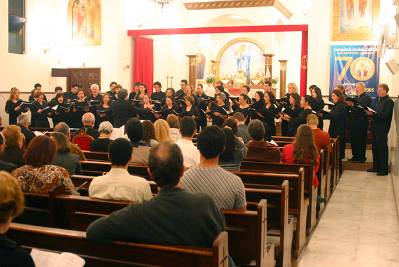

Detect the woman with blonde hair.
xmin=0 ymin=171 xmax=35 ymax=266
xmin=5 ymin=87 xmax=25 ymax=125
xmin=282 ymin=124 xmax=320 ymax=187
xmin=154 ymin=119 xmax=171 ymax=142
xmin=0 ymin=126 xmax=24 ymax=167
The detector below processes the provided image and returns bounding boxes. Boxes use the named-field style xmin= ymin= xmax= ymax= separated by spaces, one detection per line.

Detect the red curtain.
xmin=133 ymin=36 xmax=153 ymax=94
xmin=300 ymin=30 xmax=308 ymax=96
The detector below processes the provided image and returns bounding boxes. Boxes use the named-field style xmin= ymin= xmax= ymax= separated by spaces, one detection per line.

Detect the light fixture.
xmin=153 ymin=0 xmax=174 ymax=8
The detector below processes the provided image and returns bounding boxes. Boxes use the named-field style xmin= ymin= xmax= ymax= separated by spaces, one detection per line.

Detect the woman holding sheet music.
xmin=258 ymin=91 xmax=278 ymax=136
xmin=280 ymin=93 xmax=301 ymax=136
xmin=161 ymin=96 xmax=179 ymax=119
xmin=49 ymin=93 xmax=69 ymax=126
xmin=180 ymin=96 xmax=199 ymax=120
xmin=139 ymin=94 xmax=157 ymax=122
xmin=30 ymin=92 xmax=50 ymax=128
xmin=234 ymin=94 xmax=251 ymax=124
xmin=207 ymin=93 xmax=228 ymax=127
xmin=5 ymin=87 xmax=25 ymax=125
xmin=69 ymin=89 xmax=89 ymax=128
xmin=97 ymin=93 xmax=113 ymax=124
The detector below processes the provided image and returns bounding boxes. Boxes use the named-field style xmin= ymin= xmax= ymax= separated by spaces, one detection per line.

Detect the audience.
xmin=282 ymin=124 xmax=320 ymax=187
xmin=142 ymin=120 xmax=159 ymax=147
xmin=233 ymin=112 xmax=251 ymax=144
xmin=89 ymin=138 xmax=152 ymax=202
xmin=87 ymin=141 xmax=225 ymax=250
xmin=12 ymin=136 xmax=75 ymax=194
xmin=125 ymin=118 xmax=150 ymax=165
xmin=223 ymin=117 xmax=244 ymax=144
xmin=307 ymin=114 xmax=330 ymax=151
xmin=0 ymin=125 xmax=24 ymax=167
xmin=219 ymin=127 xmax=247 ymax=170
xmin=91 ymin=121 xmax=113 ymax=152
xmin=54 ymin=122 xmax=86 ymax=160
xmin=17 ymin=114 xmax=35 ymax=146
xmin=0 ymin=172 xmax=35 ymax=267
xmin=81 ymin=112 xmax=99 ymax=139
xmin=166 ymin=114 xmax=181 ymax=141
xmin=245 ymin=120 xmax=281 ymax=163
xmin=154 ymin=119 xmax=171 ymax=142
xmin=51 ymin=132 xmax=81 ymax=175
xmin=0 ymin=134 xmax=16 ymax=172
xmin=181 ymin=126 xmax=246 ymax=210
xmin=175 ymin=117 xmax=200 ymax=168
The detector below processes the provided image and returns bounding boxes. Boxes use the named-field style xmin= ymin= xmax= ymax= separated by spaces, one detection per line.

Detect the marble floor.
xmin=297 ymin=170 xmax=399 ymax=267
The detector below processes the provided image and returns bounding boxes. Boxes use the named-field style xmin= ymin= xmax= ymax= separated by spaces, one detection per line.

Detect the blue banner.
xmin=329 ymin=45 xmax=379 ymax=101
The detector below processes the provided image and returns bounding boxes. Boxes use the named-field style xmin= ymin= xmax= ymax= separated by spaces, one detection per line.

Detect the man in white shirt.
xmin=89 ymin=138 xmax=152 ymax=202
xmin=175 ymin=117 xmax=200 ymax=168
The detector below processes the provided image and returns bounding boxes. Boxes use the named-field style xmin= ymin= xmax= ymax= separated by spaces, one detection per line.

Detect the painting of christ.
xmin=68 ymin=0 xmax=101 ymax=45
xmin=333 ymin=0 xmax=379 ymax=41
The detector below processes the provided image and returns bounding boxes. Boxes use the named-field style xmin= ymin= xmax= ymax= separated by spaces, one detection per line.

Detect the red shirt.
xmin=312 ymin=128 xmax=330 ymax=151
xmin=281 ymin=143 xmax=320 ymax=187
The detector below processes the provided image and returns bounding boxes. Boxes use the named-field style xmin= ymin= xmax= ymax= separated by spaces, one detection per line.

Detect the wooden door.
xmin=67 ymin=68 xmax=101 ymax=96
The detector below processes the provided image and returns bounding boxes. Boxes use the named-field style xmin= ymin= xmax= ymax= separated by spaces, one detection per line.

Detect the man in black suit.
xmin=175 ymin=79 xmax=187 ymax=100
xmin=151 ymin=81 xmax=166 ymax=106
xmin=367 ymin=83 xmax=394 ymax=176
xmin=111 ymin=89 xmax=137 ymax=128
xmin=16 ymin=114 xmax=35 ymax=146
xmin=64 ymin=84 xmax=79 ymax=103
xmin=348 ymin=82 xmax=371 ymax=163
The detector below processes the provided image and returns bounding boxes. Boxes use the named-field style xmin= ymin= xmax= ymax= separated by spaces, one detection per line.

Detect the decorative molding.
xmin=184 ymin=0 xmax=275 ymax=10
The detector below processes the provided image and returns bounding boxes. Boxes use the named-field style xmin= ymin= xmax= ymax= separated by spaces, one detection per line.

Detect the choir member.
xmin=139 ymin=94 xmax=156 ymax=122
xmin=151 ymin=81 xmax=166 ymax=105
xmin=133 ymin=83 xmax=148 ymax=107
xmin=111 ymin=89 xmax=137 ymax=128
xmin=280 ymin=93 xmax=301 ymax=136
xmin=180 ymin=96 xmax=198 ymax=120
xmin=250 ymin=91 xmax=265 ymax=120
xmin=321 ymin=89 xmax=346 ymax=159
xmin=263 ymin=81 xmax=272 ymax=94
xmin=64 ymin=84 xmax=79 ymax=103
xmin=234 ymin=94 xmax=251 ymax=124
xmin=257 ymin=91 xmax=278 ymax=136
xmin=309 ymin=85 xmax=324 ymax=129
xmin=5 ymin=87 xmax=25 ymax=125
xmin=286 ymin=95 xmax=313 ymax=136
xmin=215 ymin=85 xmax=230 ymax=108
xmin=207 ymin=93 xmax=228 ymax=127
xmin=286 ymin=82 xmax=298 ymax=97
xmin=106 ymin=81 xmax=118 ymax=100
xmin=367 ymin=83 xmax=394 ymax=176
xmin=176 ymin=79 xmax=188 ymax=100
xmin=347 ymin=82 xmax=371 ymax=163
xmin=29 ymin=83 xmax=47 ymax=102
xmin=97 ymin=93 xmax=113 ymax=124
xmin=49 ymin=86 xmax=63 ymax=106
xmin=195 ymin=84 xmax=209 ymax=130
xmin=129 ymin=82 xmax=141 ymax=101
xmin=69 ymin=89 xmax=89 ymax=128
xmin=30 ymin=92 xmax=50 ymax=128
xmin=49 ymin=93 xmax=69 ymax=126
xmin=87 ymin=84 xmax=102 ymax=127
xmin=161 ymin=96 xmax=179 ymax=119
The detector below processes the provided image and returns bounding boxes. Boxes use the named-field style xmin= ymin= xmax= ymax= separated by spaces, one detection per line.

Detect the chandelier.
xmin=153 ymin=0 xmax=174 ymax=8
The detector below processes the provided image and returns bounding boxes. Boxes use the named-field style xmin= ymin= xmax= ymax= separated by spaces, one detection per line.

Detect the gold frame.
xmin=67 ymin=0 xmax=101 ymax=46
xmin=215 ymin=37 xmax=266 ymax=80
xmin=333 ymin=0 xmax=380 ymax=41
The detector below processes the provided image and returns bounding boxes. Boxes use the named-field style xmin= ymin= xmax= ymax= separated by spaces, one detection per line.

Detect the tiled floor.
xmin=297 ymin=170 xmax=399 ymax=267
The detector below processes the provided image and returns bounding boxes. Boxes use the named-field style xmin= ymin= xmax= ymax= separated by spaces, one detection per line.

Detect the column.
xmin=186 ymin=55 xmax=198 ymax=86
xmin=263 ymin=54 xmax=274 ymax=82
xmin=279 ymin=60 xmax=288 ymax=97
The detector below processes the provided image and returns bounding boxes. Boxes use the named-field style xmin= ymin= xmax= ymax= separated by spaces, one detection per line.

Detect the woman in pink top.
xmin=282 ymin=124 xmax=320 ymax=187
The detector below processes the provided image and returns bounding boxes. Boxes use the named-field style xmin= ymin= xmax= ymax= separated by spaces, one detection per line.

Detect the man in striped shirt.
xmin=181 ymin=126 xmax=246 ymax=210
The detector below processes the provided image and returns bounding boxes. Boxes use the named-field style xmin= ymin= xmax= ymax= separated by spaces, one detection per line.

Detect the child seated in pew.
xmin=89 ymin=138 xmax=152 ymax=202
xmin=0 ymin=171 xmax=35 ymax=267
xmin=281 ymin=124 xmax=320 ymax=187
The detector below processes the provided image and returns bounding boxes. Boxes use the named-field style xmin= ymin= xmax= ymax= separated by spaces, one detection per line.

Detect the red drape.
xmin=300 ymin=30 xmax=308 ymax=96
xmin=133 ymin=36 xmax=153 ymax=94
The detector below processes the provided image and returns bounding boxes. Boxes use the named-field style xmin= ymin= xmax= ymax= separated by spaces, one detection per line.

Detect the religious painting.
xmin=196 ymin=52 xmax=206 ymax=79
xmin=333 ymin=0 xmax=380 ymax=41
xmin=68 ymin=0 xmax=101 ymax=45
xmin=216 ymin=38 xmax=265 ymax=87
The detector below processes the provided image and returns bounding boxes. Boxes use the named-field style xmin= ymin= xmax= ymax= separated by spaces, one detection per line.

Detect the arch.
xmin=216 ymin=37 xmax=266 ymax=62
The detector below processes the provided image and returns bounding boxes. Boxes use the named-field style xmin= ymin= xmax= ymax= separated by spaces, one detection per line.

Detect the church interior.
xmin=1 ymin=0 xmax=399 ymax=266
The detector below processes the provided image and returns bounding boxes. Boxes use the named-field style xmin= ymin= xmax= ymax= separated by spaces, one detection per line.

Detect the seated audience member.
xmin=87 ymin=141 xmax=226 ymax=250
xmin=181 ymin=126 xmax=246 ymax=210
xmin=282 ymin=124 xmax=320 ymax=187
xmin=0 ymin=134 xmax=16 ymax=172
xmin=54 ymin=122 xmax=86 ymax=160
xmin=307 ymin=114 xmax=330 ymax=151
xmin=166 ymin=114 xmax=181 ymax=141
xmin=219 ymin=127 xmax=247 ymax=170
xmin=223 ymin=117 xmax=244 ymax=143
xmin=81 ymin=112 xmax=99 ymax=139
xmin=142 ymin=120 xmax=158 ymax=147
xmin=0 ymin=172 xmax=35 ymax=267
xmin=11 ymin=136 xmax=75 ymax=194
xmin=233 ymin=112 xmax=251 ymax=144
xmin=175 ymin=117 xmax=200 ymax=168
xmin=91 ymin=121 xmax=113 ymax=152
xmin=17 ymin=114 xmax=35 ymax=146
xmin=89 ymin=138 xmax=152 ymax=202
xmin=154 ymin=119 xmax=171 ymax=142
xmin=51 ymin=132 xmax=81 ymax=175
xmin=125 ymin=118 xmax=151 ymax=165
xmin=245 ymin=120 xmax=281 ymax=163
xmin=0 ymin=126 xmax=24 ymax=167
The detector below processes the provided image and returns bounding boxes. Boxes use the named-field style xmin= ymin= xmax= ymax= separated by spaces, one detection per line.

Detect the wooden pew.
xmin=8 ymin=223 xmax=229 ymax=267
xmin=83 ymin=151 xmax=109 ymax=161
xmin=80 ymin=161 xmax=149 ymax=178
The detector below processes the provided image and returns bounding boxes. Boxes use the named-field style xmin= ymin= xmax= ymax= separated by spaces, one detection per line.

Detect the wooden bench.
xmin=8 ymin=223 xmax=229 ymax=267
xmin=79 ymin=161 xmax=149 ymax=178
xmin=83 ymin=151 xmax=110 ymax=161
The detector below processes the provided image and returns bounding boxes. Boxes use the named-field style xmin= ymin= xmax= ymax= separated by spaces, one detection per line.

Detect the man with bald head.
xmin=87 ymin=141 xmax=225 ymax=249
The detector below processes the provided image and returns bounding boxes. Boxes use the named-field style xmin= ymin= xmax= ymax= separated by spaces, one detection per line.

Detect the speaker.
xmin=385 ymin=59 xmax=399 ymax=75
xmin=8 ymin=15 xmax=26 ymax=32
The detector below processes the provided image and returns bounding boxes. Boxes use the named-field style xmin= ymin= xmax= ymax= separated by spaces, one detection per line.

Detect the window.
xmin=8 ymin=0 xmax=25 ymax=54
